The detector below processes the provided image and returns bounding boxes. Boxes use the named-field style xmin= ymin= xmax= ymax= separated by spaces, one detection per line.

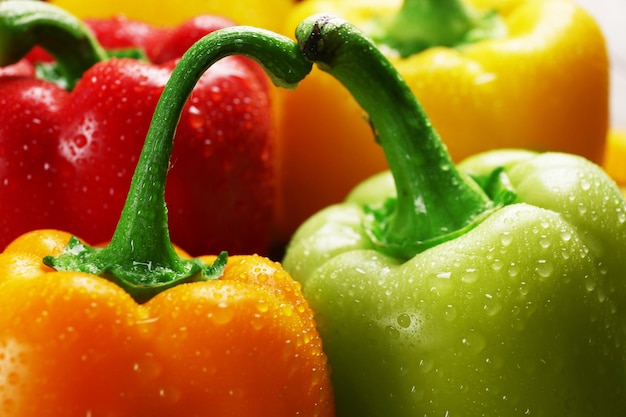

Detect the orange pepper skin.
xmin=274 ymin=0 xmax=609 ymax=240
xmin=0 ymin=230 xmax=334 ymax=417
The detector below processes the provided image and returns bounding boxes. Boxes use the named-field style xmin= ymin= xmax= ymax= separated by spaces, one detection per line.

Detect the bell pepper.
xmin=0 ymin=1 xmax=274 ymax=256
xmin=273 ymin=0 xmax=609 ymax=242
xmin=0 ymin=20 xmax=334 ymax=416
xmin=603 ymin=129 xmax=626 ymax=195
xmin=283 ymin=15 xmax=626 ymax=416
xmin=24 ymin=13 xmax=243 ymax=66
xmin=49 ymin=0 xmax=296 ymax=31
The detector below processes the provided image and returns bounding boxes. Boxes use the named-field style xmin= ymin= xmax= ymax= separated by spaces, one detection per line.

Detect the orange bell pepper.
xmin=0 ymin=23 xmax=332 ymax=416
xmin=273 ymin=0 xmax=609 ymax=241
xmin=0 ymin=231 xmax=333 ymax=416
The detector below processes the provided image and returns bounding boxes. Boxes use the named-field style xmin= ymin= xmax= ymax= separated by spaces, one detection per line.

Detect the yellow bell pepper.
xmin=603 ymin=129 xmax=626 ymax=195
xmin=49 ymin=0 xmax=295 ymax=30
xmin=273 ymin=0 xmax=609 ymax=241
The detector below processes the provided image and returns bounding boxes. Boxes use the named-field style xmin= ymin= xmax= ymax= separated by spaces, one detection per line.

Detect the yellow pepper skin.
xmin=49 ymin=0 xmax=294 ymax=30
xmin=603 ymin=129 xmax=626 ymax=196
xmin=274 ymin=0 xmax=609 ymax=241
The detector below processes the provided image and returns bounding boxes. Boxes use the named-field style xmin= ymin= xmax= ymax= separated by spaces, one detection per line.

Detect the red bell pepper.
xmin=0 ymin=1 xmax=274 ymax=256
xmin=26 ymin=14 xmax=244 ymax=66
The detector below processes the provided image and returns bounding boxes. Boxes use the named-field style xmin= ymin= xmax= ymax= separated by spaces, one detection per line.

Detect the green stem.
xmin=297 ymin=15 xmax=501 ymax=260
xmin=43 ymin=26 xmax=312 ymax=303
xmin=0 ymin=0 xmax=108 ymax=89
xmin=370 ymin=0 xmax=505 ymax=57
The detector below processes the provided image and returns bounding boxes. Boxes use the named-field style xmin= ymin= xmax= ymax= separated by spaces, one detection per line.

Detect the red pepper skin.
xmin=0 ymin=77 xmax=68 ymax=234
xmin=0 ymin=60 xmax=34 ymax=77
xmin=81 ymin=15 xmax=230 ymax=61
xmin=82 ymin=16 xmax=167 ymax=60
xmin=1 ymin=17 xmax=274 ymax=256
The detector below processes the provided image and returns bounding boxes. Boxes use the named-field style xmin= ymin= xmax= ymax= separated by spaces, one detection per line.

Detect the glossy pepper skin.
xmin=49 ymin=0 xmax=295 ymax=32
xmin=283 ymin=15 xmax=626 ymax=417
xmin=0 ymin=22 xmax=332 ymax=416
xmin=603 ymin=129 xmax=626 ymax=195
xmin=0 ymin=232 xmax=332 ymax=416
xmin=0 ymin=2 xmax=274 ymax=256
xmin=25 ymin=14 xmax=242 ymax=66
xmin=274 ymin=0 xmax=609 ymax=241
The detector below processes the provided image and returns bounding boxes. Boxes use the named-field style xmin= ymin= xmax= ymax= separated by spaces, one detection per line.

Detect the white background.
xmin=574 ymin=0 xmax=626 ymax=130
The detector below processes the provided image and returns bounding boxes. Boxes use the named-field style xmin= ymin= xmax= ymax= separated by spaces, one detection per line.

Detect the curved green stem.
xmin=297 ymin=14 xmax=505 ymax=260
xmin=370 ymin=0 xmax=505 ymax=57
xmin=44 ymin=26 xmax=312 ymax=303
xmin=0 ymin=0 xmax=108 ymax=89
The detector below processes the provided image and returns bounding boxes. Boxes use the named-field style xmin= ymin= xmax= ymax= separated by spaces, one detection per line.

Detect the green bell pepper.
xmin=283 ymin=14 xmax=626 ymax=417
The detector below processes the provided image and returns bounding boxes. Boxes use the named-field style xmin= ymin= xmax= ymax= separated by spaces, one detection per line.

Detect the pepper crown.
xmin=369 ymin=0 xmax=506 ymax=57
xmin=43 ymin=21 xmax=312 ymax=302
xmin=297 ymin=14 xmax=515 ymax=260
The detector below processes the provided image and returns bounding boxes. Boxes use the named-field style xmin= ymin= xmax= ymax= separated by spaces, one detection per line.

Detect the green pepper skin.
xmin=284 ymin=150 xmax=626 ymax=416
xmin=284 ymin=13 xmax=626 ymax=417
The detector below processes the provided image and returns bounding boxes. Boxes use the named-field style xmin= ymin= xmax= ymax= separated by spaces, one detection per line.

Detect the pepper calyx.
xmin=44 ymin=238 xmax=227 ymax=304
xmin=369 ymin=0 xmax=506 ymax=57
xmin=364 ymin=166 xmax=517 ymax=259
xmin=296 ymin=14 xmax=510 ymax=260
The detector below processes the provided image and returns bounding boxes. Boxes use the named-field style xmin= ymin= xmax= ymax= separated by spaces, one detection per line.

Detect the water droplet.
xmin=210 ymin=303 xmax=235 ymax=325
xmin=416 ymin=355 xmax=434 ymax=374
xmin=491 ymin=259 xmax=504 ymax=271
xmin=585 ymin=275 xmax=597 ymax=292
xmin=579 ymin=246 xmax=590 ymax=259
xmin=519 ymin=281 xmax=529 ymax=296
xmin=133 ymin=354 xmax=162 ymax=381
xmin=461 ymin=331 xmax=486 ymax=354
xmin=249 ymin=313 xmax=266 ymax=330
xmin=281 ymin=304 xmax=294 ymax=317
xmin=385 ymin=325 xmax=400 ymax=339
xmin=535 ymin=260 xmax=553 ymax=279
xmin=444 ymin=304 xmax=457 ymax=321
xmin=461 ymin=268 xmax=479 ymax=284
xmin=397 ymin=313 xmax=412 ymax=328
xmin=397 ymin=363 xmax=409 ymax=376
xmin=560 ymin=230 xmax=572 ymax=242
xmin=500 ymin=232 xmax=513 ymax=246
xmin=580 ymin=178 xmax=591 ymax=191
xmin=483 ymin=294 xmax=502 ymax=316
xmin=6 ymin=372 xmax=19 ymax=386
xmin=507 ymin=262 xmax=520 ymax=277
xmin=2 ymin=398 xmax=16 ymax=414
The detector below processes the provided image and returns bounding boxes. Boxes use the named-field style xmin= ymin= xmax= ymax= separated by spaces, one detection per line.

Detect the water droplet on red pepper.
xmin=188 ymin=105 xmax=204 ymax=130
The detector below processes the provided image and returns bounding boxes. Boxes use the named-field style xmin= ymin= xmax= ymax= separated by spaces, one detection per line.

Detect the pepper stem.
xmin=370 ymin=0 xmax=505 ymax=57
xmin=44 ymin=26 xmax=312 ymax=303
xmin=297 ymin=15 xmax=505 ymax=260
xmin=0 ymin=1 xmax=108 ymax=89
